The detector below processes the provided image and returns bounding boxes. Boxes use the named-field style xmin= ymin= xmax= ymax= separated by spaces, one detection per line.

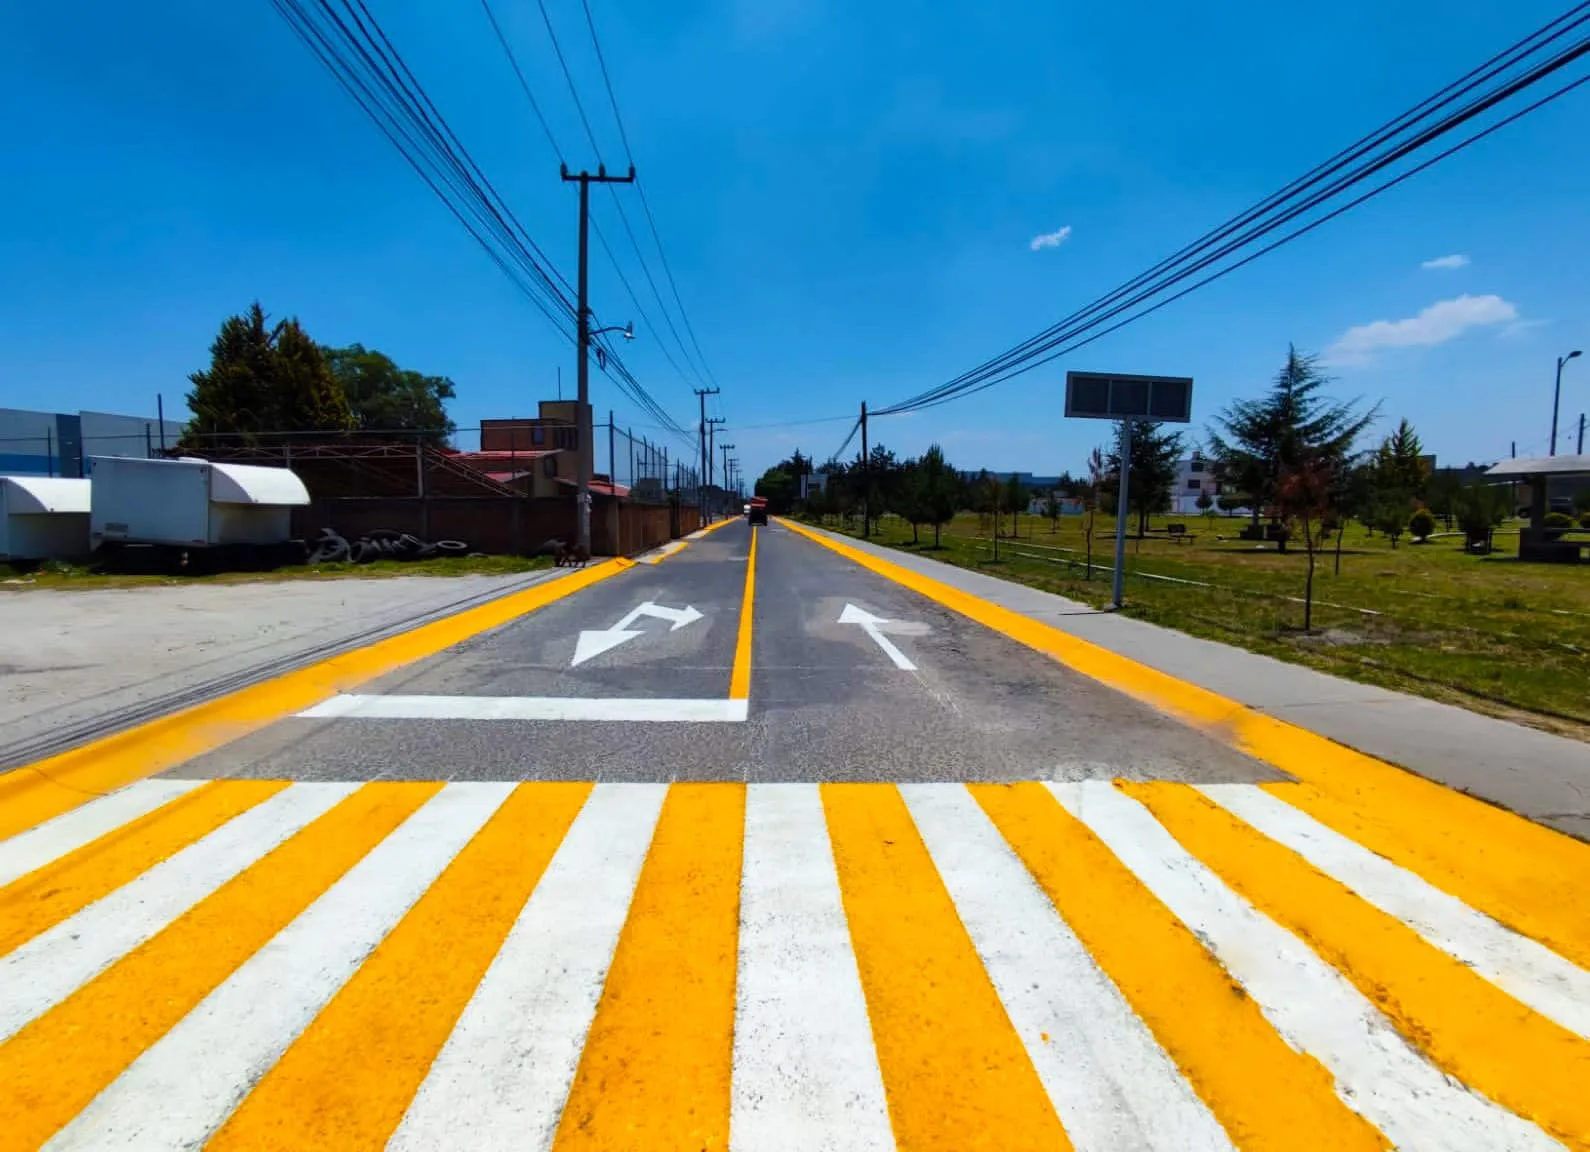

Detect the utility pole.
xmin=561 ymin=162 xmax=636 ymax=552
xmin=720 ymin=442 xmax=734 ymax=504
xmin=1579 ymin=413 xmax=1586 ymax=456
xmin=859 ymin=401 xmax=869 ymax=538
xmin=695 ymin=387 xmax=720 ymax=520
xmin=706 ymin=417 xmax=725 ymax=515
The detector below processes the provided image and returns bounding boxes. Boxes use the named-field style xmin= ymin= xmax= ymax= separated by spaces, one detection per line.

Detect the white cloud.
xmin=1421 ymin=253 xmax=1470 ymax=271
xmin=1029 ymin=225 xmax=1072 ymax=251
xmin=1327 ymin=294 xmax=1518 ymax=365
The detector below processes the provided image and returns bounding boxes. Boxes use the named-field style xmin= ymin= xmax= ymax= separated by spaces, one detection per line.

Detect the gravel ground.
xmin=0 ymin=572 xmax=562 ymax=766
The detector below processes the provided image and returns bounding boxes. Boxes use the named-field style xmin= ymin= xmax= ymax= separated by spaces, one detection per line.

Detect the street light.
xmin=1552 ymin=349 xmax=1582 ymax=456
xmin=590 ymin=322 xmax=634 ymax=370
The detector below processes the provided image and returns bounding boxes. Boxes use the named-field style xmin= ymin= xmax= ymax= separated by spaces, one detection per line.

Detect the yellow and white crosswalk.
xmin=2 ymin=776 xmax=1587 ymax=1151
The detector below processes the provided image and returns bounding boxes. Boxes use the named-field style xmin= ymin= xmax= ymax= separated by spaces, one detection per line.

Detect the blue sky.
xmin=2 ymin=0 xmax=1588 ymax=482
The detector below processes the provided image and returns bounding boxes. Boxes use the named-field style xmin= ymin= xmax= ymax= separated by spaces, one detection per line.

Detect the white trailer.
xmin=0 ymin=476 xmax=91 ymax=560
xmin=88 ymin=456 xmax=310 ymax=550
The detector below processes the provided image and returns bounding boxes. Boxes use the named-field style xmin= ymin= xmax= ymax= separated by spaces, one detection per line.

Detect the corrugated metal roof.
xmin=208 ymin=461 xmax=311 ymax=505
xmin=1484 ymin=454 xmax=1590 ymax=478
xmin=1 ymin=476 xmax=92 ymax=515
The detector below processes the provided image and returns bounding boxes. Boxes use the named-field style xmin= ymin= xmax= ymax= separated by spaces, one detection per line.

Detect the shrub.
xmin=1408 ymin=508 xmax=1436 ymax=542
xmin=1581 ymin=512 xmax=1590 ymax=531
xmin=1544 ymin=511 xmax=1574 ymax=529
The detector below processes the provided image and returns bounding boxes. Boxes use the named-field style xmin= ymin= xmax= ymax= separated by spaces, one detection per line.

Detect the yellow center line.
xmin=780 ymin=518 xmax=1590 ymax=972
xmin=0 ymin=779 xmax=288 ymax=959
xmin=970 ymin=782 xmax=1388 ymax=1152
xmin=1123 ymin=780 xmax=1590 ymax=1151
xmin=206 ymin=782 xmax=592 ymax=1152
xmin=0 ymin=782 xmax=439 ymax=1150
xmin=0 ymin=561 xmax=628 ymax=842
xmin=730 ymin=525 xmax=757 ymax=700
xmin=822 ymin=783 xmax=1071 ymax=1152
xmin=552 ymin=783 xmax=745 ymax=1152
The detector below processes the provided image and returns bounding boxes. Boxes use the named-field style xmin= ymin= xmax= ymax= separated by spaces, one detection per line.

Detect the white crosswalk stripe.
xmin=1049 ymin=781 xmax=1563 ymax=1152
xmin=0 ymin=776 xmax=1583 ymax=1151
xmin=1199 ymin=781 xmax=1590 ymax=1040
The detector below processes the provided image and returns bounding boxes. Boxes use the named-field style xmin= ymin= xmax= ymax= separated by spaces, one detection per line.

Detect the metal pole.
xmin=1579 ymin=413 xmax=1586 ymax=456
xmin=1112 ymin=420 xmax=1133 ymax=609
xmin=608 ymin=411 xmax=615 ymax=489
xmin=628 ymin=428 xmax=635 ymax=490
xmin=1552 ymin=357 xmax=1564 ymax=456
xmin=860 ymin=401 xmax=869 ymax=537
xmin=156 ymin=394 xmax=167 ymax=452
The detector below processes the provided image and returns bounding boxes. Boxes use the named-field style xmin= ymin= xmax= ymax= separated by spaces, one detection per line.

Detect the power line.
xmin=876 ymin=6 xmax=1590 ymax=417
xmin=579 ymin=0 xmax=720 ymax=389
xmin=273 ymin=0 xmax=575 ymax=335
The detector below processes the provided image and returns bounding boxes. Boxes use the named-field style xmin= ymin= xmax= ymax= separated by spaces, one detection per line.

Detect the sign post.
xmin=1064 ymin=371 xmax=1194 ymax=609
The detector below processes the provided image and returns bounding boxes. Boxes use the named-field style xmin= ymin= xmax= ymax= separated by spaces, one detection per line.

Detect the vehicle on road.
xmin=747 ymin=496 xmax=768 ymax=525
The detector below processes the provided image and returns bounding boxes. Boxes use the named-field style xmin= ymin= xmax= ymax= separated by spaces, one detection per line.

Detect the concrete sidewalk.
xmin=809 ymin=525 xmax=1590 ymax=841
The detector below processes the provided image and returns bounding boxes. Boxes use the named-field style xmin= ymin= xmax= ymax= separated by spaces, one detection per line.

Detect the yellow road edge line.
xmin=552 ymin=782 xmax=744 ymax=1152
xmin=0 ymin=781 xmax=441 ymax=1150
xmin=729 ymin=525 xmax=757 ymax=700
xmin=780 ymin=518 xmax=1590 ymax=965
xmin=0 ymin=560 xmax=627 ymax=841
xmin=1122 ymin=781 xmax=1590 ymax=1150
xmin=969 ymin=782 xmax=1388 ymax=1152
xmin=206 ymin=782 xmax=593 ymax=1152
xmin=0 ymin=779 xmax=288 ymax=959
xmin=823 ymin=783 xmax=1070 ymax=1150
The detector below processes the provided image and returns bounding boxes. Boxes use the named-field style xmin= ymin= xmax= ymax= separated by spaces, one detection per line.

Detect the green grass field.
xmin=1 ymin=552 xmax=553 ymax=591
xmin=818 ymin=510 xmax=1590 ymax=738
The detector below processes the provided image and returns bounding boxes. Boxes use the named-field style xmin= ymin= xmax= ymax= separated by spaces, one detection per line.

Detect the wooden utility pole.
xmin=561 ymin=162 xmax=635 ymax=551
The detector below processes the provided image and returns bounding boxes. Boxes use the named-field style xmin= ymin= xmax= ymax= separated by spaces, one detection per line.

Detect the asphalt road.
xmin=178 ymin=519 xmax=1270 ymax=784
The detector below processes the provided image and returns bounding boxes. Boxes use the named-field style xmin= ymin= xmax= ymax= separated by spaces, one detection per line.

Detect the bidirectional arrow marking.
xmin=837 ymin=603 xmax=917 ymax=670
xmin=572 ymin=601 xmax=704 ymax=667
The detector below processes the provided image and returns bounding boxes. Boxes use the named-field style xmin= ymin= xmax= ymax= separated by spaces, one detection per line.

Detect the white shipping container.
xmin=88 ymin=456 xmax=310 ymax=550
xmin=0 ymin=476 xmax=92 ymax=560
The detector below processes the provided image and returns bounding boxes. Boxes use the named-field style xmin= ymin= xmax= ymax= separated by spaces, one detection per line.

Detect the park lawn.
xmin=1 ymin=552 xmax=553 ymax=591
xmin=823 ymin=510 xmax=1590 ymax=738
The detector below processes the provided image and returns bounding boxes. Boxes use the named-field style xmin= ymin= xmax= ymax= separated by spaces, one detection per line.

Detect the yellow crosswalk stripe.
xmin=969 ymin=781 xmax=1389 ymax=1152
xmin=206 ymin=782 xmax=592 ymax=1152
xmin=1260 ymin=770 xmax=1590 ymax=973
xmin=823 ymin=783 xmax=1071 ymax=1152
xmin=1126 ymin=780 xmax=1590 ymax=1151
xmin=552 ymin=783 xmax=745 ymax=1152
xmin=0 ymin=779 xmax=286 ymax=958
xmin=0 ymin=782 xmax=438 ymax=1151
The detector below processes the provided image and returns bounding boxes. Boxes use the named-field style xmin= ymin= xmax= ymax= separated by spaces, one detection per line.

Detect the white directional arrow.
xmin=571 ymin=601 xmax=704 ymax=666
xmin=838 ymin=603 xmax=917 ymax=670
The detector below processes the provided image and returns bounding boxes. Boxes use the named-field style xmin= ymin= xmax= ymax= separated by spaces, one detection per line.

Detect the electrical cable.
xmin=876 ymin=7 xmax=1590 ymax=417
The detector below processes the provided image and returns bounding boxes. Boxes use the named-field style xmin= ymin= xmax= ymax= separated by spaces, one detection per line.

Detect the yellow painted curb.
xmin=778 ymin=518 xmax=1590 ymax=963
xmin=0 ymin=560 xmax=631 ymax=840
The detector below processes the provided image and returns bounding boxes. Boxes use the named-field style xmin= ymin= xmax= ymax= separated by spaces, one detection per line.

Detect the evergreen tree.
xmin=185 ymin=302 xmax=351 ymax=447
xmin=918 ymin=444 xmax=961 ymax=547
xmin=1374 ymin=418 xmax=1428 ymax=499
xmin=1206 ymin=345 xmax=1377 ymax=526
xmin=1106 ymin=420 xmax=1184 ymax=535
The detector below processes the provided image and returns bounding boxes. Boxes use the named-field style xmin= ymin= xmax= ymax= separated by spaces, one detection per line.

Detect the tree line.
xmin=183 ymin=301 xmax=458 ymax=449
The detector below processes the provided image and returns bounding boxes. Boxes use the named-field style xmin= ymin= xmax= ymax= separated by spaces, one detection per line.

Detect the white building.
xmin=0 ymin=408 xmax=185 ymax=478
xmin=1170 ymin=451 xmax=1229 ymax=515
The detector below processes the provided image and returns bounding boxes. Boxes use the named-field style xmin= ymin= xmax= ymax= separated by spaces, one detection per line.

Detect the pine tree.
xmin=1374 ymin=418 xmax=1428 ymax=499
xmin=1105 ymin=421 xmax=1184 ymax=535
xmin=184 ymin=302 xmax=352 ymax=447
xmin=1206 ymin=345 xmax=1377 ymax=526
